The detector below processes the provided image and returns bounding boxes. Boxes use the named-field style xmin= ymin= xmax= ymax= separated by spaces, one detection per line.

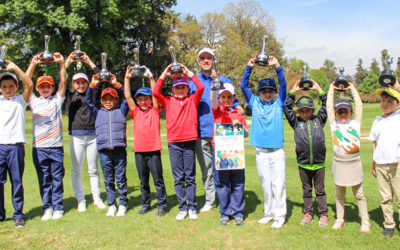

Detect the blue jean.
xmin=33 ymin=147 xmax=65 ymax=211
xmin=168 ymin=141 xmax=197 ymax=211
xmin=99 ymin=148 xmax=128 ymax=207
xmin=0 ymin=144 xmax=25 ymax=220
xmin=214 ymin=165 xmax=245 ymax=219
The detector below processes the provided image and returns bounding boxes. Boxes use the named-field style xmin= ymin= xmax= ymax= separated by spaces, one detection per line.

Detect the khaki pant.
xmin=376 ymin=163 xmax=400 ymax=229
xmin=335 ymin=184 xmax=369 ymax=221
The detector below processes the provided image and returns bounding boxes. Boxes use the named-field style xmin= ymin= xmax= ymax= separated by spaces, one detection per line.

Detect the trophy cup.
xmin=169 ymin=46 xmax=183 ymax=74
xmin=131 ymin=48 xmax=144 ymax=77
xmin=255 ymin=35 xmax=269 ymax=66
xmin=41 ymin=35 xmax=54 ymax=62
xmin=73 ymin=35 xmax=82 ymax=60
xmin=0 ymin=45 xmax=7 ymax=71
xmin=334 ymin=67 xmax=349 ymax=91
xmin=211 ymin=60 xmax=224 ymax=90
xmin=299 ymin=65 xmax=312 ymax=90
xmin=98 ymin=52 xmax=111 ymax=81
xmin=379 ymin=57 xmax=396 ymax=87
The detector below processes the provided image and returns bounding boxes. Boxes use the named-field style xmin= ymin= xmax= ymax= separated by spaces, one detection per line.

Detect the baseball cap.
xmin=72 ymin=73 xmax=89 ymax=82
xmin=198 ymin=48 xmax=215 ymax=59
xmin=376 ymin=88 xmax=400 ymax=103
xmin=296 ymin=96 xmax=314 ymax=110
xmin=101 ymin=87 xmax=118 ymax=98
xmin=334 ymin=100 xmax=353 ymax=112
xmin=172 ymin=76 xmax=189 ymax=87
xmin=219 ymin=83 xmax=235 ymax=96
xmin=258 ymin=78 xmax=276 ymax=91
xmin=134 ymin=87 xmax=152 ymax=98
xmin=37 ymin=75 xmax=55 ymax=87
xmin=0 ymin=72 xmax=18 ymax=85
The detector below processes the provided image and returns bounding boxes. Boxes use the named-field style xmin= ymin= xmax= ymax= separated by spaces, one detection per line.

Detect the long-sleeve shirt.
xmin=240 ymin=65 xmax=287 ymax=148
xmin=153 ymin=75 xmax=204 ymax=143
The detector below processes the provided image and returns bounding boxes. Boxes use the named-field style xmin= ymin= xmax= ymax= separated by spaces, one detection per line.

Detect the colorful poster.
xmin=214 ymin=124 xmax=245 ymax=170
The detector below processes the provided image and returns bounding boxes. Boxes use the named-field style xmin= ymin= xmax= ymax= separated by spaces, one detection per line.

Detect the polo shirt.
xmin=0 ymin=94 xmax=28 ymax=144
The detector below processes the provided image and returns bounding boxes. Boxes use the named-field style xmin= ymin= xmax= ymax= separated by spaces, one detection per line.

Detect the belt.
xmin=258 ymin=148 xmax=280 ymax=153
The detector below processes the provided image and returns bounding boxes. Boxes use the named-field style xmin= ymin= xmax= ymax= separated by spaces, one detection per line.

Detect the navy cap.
xmin=258 ymin=78 xmax=276 ymax=91
xmin=335 ymin=99 xmax=353 ymax=112
xmin=134 ymin=87 xmax=152 ymax=98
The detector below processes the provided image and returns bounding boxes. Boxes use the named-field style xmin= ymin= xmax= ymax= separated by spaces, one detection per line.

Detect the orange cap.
xmin=37 ymin=75 xmax=55 ymax=86
xmin=101 ymin=87 xmax=118 ymax=98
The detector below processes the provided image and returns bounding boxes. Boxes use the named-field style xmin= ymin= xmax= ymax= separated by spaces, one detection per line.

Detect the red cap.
xmin=101 ymin=87 xmax=118 ymax=98
xmin=37 ymin=75 xmax=55 ymax=86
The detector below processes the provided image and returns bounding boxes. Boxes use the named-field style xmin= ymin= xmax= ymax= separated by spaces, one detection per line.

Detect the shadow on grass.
xmin=25 ymin=196 xmax=80 ymax=221
xmin=244 ymin=190 xmax=261 ymax=219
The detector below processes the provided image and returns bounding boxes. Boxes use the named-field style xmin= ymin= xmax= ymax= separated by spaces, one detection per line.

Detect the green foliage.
xmin=287 ymin=58 xmax=309 ymax=75
xmin=320 ymin=59 xmax=337 ymax=83
xmin=358 ymin=71 xmax=379 ymax=94
xmin=309 ymin=69 xmax=329 ymax=92
xmin=369 ymin=58 xmax=381 ymax=76
xmin=354 ymin=58 xmax=368 ymax=86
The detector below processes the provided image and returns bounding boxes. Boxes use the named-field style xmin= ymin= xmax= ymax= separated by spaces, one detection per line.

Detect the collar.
xmin=39 ymin=95 xmax=54 ymax=101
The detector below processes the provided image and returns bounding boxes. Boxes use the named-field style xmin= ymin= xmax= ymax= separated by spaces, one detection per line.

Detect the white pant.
xmin=70 ymin=134 xmax=101 ymax=203
xmin=256 ymin=148 xmax=287 ymax=219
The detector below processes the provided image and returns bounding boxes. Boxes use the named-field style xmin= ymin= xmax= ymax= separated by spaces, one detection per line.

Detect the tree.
xmin=358 ymin=72 xmax=379 ymax=94
xmin=287 ymin=58 xmax=309 ymax=75
xmin=200 ymin=12 xmax=226 ymax=49
xmin=381 ymin=49 xmax=390 ymax=70
xmin=396 ymin=57 xmax=400 ymax=79
xmin=320 ymin=59 xmax=337 ymax=83
xmin=309 ymin=69 xmax=329 ymax=92
xmin=369 ymin=58 xmax=381 ymax=76
xmin=353 ymin=58 xmax=367 ymax=86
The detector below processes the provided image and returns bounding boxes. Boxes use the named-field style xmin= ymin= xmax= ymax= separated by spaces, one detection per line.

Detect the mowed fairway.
xmin=0 ymin=103 xmax=399 ymax=249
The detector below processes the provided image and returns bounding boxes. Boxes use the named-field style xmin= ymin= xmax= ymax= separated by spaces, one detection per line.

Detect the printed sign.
xmin=214 ymin=124 xmax=245 ymax=170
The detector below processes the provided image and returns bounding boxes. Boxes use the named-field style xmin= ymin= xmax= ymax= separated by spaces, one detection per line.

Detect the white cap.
xmin=219 ymin=83 xmax=235 ymax=96
xmin=0 ymin=72 xmax=18 ymax=84
xmin=198 ymin=48 xmax=215 ymax=59
xmin=72 ymin=73 xmax=89 ymax=82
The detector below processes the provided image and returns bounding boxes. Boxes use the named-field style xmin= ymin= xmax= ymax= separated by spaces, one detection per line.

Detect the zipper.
xmin=108 ymin=111 xmax=112 ymax=148
xmin=307 ymin=120 xmax=313 ymax=165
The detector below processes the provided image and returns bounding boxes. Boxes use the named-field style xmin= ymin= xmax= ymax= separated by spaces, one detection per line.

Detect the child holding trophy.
xmin=327 ymin=82 xmax=369 ymax=233
xmin=240 ymin=55 xmax=287 ymax=228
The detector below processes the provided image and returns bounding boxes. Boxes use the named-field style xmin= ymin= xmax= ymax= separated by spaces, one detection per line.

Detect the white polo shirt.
xmin=0 ymin=94 xmax=28 ymax=144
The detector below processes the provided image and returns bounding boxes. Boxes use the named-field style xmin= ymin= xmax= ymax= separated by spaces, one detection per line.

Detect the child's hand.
xmin=65 ymin=51 xmax=75 ymax=66
xmin=310 ymin=79 xmax=323 ymax=93
xmin=142 ymin=66 xmax=153 ymax=78
xmin=342 ymin=82 xmax=353 ymax=91
xmin=291 ymin=79 xmax=302 ymax=92
xmin=232 ymin=120 xmax=241 ymax=126
xmin=248 ymin=57 xmax=256 ymax=68
xmin=389 ymin=79 xmax=400 ymax=91
xmin=30 ymin=54 xmax=42 ymax=66
xmin=371 ymin=163 xmax=376 ymax=177
xmin=211 ymin=69 xmax=219 ymax=80
xmin=90 ymin=73 xmax=100 ymax=88
xmin=3 ymin=60 xmax=16 ymax=71
xmin=236 ymin=105 xmax=245 ymax=115
xmin=330 ymin=81 xmax=340 ymax=91
xmin=125 ymin=66 xmax=133 ymax=79
xmin=53 ymin=52 xmax=64 ymax=63
xmin=110 ymin=73 xmax=117 ymax=84
xmin=267 ymin=55 xmax=280 ymax=68
xmin=160 ymin=64 xmax=172 ymax=79
xmin=179 ymin=63 xmax=193 ymax=76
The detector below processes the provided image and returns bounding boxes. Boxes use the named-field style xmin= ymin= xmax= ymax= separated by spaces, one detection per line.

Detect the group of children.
xmin=0 ymin=48 xmax=399 ymax=237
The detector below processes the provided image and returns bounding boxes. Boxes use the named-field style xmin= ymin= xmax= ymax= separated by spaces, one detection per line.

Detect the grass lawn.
xmin=1 ymin=103 xmax=399 ymax=249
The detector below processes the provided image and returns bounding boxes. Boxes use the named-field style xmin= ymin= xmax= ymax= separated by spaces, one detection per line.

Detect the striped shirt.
xmin=29 ymin=93 xmax=65 ymax=148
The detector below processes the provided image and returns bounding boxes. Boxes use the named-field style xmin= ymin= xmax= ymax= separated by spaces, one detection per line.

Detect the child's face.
xmin=0 ymin=79 xmax=18 ymax=99
xmin=297 ymin=107 xmax=314 ymax=121
xmin=136 ymin=95 xmax=152 ymax=111
xmin=37 ymin=83 xmax=54 ymax=98
xmin=259 ymin=88 xmax=275 ymax=102
xmin=72 ymin=79 xmax=88 ymax=93
xmin=219 ymin=91 xmax=234 ymax=108
xmin=380 ymin=94 xmax=399 ymax=117
xmin=101 ymin=94 xmax=118 ymax=110
xmin=335 ymin=108 xmax=352 ymax=123
xmin=172 ymin=84 xmax=189 ymax=98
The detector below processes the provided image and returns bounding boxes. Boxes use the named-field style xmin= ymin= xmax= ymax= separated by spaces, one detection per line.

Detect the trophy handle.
xmin=134 ymin=48 xmax=140 ymax=65
xmin=0 ymin=45 xmax=6 ymax=59
xmin=302 ymin=65 xmax=308 ymax=77
xmin=101 ymin=52 xmax=107 ymax=70
xmin=339 ymin=67 xmax=345 ymax=76
xmin=169 ymin=46 xmax=177 ymax=63
xmin=44 ymin=35 xmax=50 ymax=51
xmin=261 ymin=35 xmax=268 ymax=53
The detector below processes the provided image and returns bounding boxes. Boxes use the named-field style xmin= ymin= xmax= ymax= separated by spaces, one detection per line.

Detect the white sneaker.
xmin=94 ymin=200 xmax=106 ymax=209
xmin=116 ymin=205 xmax=127 ymax=217
xmin=77 ymin=201 xmax=86 ymax=212
xmin=175 ymin=210 xmax=188 ymax=221
xmin=41 ymin=209 xmax=53 ymax=221
xmin=106 ymin=205 xmax=117 ymax=217
xmin=271 ymin=217 xmax=285 ymax=228
xmin=199 ymin=204 xmax=213 ymax=213
xmin=52 ymin=210 xmax=64 ymax=220
xmin=188 ymin=210 xmax=198 ymax=220
xmin=258 ymin=215 xmax=273 ymax=224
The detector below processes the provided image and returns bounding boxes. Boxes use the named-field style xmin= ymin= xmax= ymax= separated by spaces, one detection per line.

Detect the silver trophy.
xmin=41 ymin=35 xmax=54 ymax=62
xmin=73 ymin=35 xmax=82 ymax=60
xmin=211 ymin=60 xmax=224 ymax=90
xmin=379 ymin=57 xmax=396 ymax=87
xmin=334 ymin=67 xmax=349 ymax=91
xmin=255 ymin=35 xmax=269 ymax=66
xmin=99 ymin=52 xmax=111 ymax=81
xmin=169 ymin=46 xmax=182 ymax=74
xmin=131 ymin=48 xmax=144 ymax=77
xmin=299 ymin=65 xmax=312 ymax=90
xmin=0 ymin=45 xmax=7 ymax=71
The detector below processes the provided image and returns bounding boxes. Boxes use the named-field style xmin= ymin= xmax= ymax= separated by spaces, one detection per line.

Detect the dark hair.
xmin=0 ymin=75 xmax=18 ymax=87
xmin=381 ymin=91 xmax=399 ymax=103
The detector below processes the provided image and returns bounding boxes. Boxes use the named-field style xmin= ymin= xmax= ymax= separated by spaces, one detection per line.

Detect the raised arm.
xmin=26 ymin=54 xmax=42 ymax=79
xmin=348 ymin=82 xmax=362 ymax=123
xmin=268 ymin=56 xmax=286 ymax=103
xmin=326 ymin=82 xmax=336 ymax=124
xmin=283 ymin=79 xmax=300 ymax=128
xmin=6 ymin=61 xmax=33 ymax=102
xmin=142 ymin=66 xmax=159 ymax=109
xmin=65 ymin=51 xmax=97 ymax=70
xmin=310 ymin=80 xmax=327 ymax=124
xmin=210 ymin=88 xmax=218 ymax=110
xmin=153 ymin=64 xmax=172 ymax=108
xmin=111 ymin=73 xmax=127 ymax=116
xmin=85 ymin=74 xmax=100 ymax=117
xmin=240 ymin=58 xmax=256 ymax=104
xmin=179 ymin=63 xmax=204 ymax=104
xmin=124 ymin=66 xmax=136 ymax=111
xmin=53 ymin=52 xmax=67 ymax=98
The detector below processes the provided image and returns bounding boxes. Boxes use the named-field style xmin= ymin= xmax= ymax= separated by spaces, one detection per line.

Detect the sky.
xmin=173 ymin=0 xmax=400 ymax=74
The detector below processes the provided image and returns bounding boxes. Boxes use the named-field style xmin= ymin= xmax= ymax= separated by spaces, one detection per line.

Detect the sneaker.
xmin=219 ymin=217 xmax=230 ymax=225
xmin=116 ymin=205 xmax=127 ymax=217
xmin=77 ymin=201 xmax=86 ymax=212
xmin=383 ymin=228 xmax=394 ymax=237
xmin=41 ymin=209 xmax=53 ymax=221
xmin=234 ymin=217 xmax=244 ymax=226
xmin=15 ymin=219 xmax=25 ymax=228
xmin=332 ymin=219 xmax=345 ymax=230
xmin=199 ymin=204 xmax=213 ymax=213
xmin=271 ymin=217 xmax=285 ymax=228
xmin=106 ymin=205 xmax=117 ymax=217
xmin=360 ymin=220 xmax=370 ymax=233
xmin=175 ymin=210 xmax=188 ymax=221
xmin=188 ymin=209 xmax=198 ymax=220
xmin=258 ymin=215 xmax=273 ymax=224
xmin=300 ymin=213 xmax=313 ymax=225
xmin=155 ymin=209 xmax=166 ymax=217
xmin=52 ymin=210 xmax=64 ymax=220
xmin=138 ymin=207 xmax=151 ymax=215
xmin=319 ymin=214 xmax=328 ymax=227
xmin=93 ymin=200 xmax=106 ymax=209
